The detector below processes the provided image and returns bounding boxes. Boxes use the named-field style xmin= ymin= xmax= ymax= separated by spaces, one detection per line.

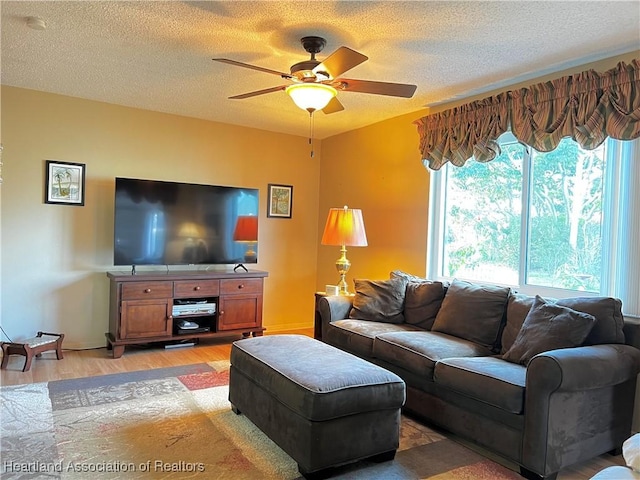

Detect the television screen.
xmin=113 ymin=178 xmax=259 ymax=266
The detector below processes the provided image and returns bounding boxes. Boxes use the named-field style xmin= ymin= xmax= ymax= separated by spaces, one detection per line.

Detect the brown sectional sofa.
xmin=317 ymin=272 xmax=640 ymax=480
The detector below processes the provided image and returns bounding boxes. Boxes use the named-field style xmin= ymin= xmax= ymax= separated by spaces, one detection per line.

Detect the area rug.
xmin=0 ymin=362 xmax=522 ymax=479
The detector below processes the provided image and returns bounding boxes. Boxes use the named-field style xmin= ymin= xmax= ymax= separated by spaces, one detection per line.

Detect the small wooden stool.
xmin=1 ymin=332 xmax=64 ymax=372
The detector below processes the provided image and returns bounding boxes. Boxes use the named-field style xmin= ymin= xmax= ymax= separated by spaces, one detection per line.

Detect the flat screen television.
xmin=113 ymin=177 xmax=259 ymax=267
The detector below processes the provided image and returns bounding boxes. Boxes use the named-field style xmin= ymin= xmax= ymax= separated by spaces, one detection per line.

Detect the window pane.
xmin=442 ymin=143 xmax=524 ymax=284
xmin=526 ymin=138 xmax=605 ymax=292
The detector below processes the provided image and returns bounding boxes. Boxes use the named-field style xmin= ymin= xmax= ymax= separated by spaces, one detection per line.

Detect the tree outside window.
xmin=441 ymin=137 xmax=605 ymax=293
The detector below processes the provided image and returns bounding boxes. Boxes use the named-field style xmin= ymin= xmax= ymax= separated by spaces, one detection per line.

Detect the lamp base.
xmin=335 ymin=245 xmax=351 ymax=295
xmin=243 ymin=244 xmax=257 ymax=263
xmin=337 ymin=274 xmax=349 ymax=295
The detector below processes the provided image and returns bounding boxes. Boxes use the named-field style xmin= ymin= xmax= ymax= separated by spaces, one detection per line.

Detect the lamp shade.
xmin=286 ymin=83 xmax=337 ymax=112
xmin=233 ymin=215 xmax=258 ymax=242
xmin=321 ymin=206 xmax=368 ymax=247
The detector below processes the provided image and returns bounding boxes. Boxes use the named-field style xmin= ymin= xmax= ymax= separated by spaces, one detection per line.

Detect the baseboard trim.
xmin=265 ymin=322 xmax=313 ymax=332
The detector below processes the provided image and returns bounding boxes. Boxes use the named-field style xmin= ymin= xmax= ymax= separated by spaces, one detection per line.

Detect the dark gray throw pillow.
xmin=555 ymin=297 xmax=625 ymax=345
xmin=431 ymin=279 xmax=510 ymax=350
xmin=502 ymin=295 xmax=596 ymax=366
xmin=500 ymin=293 xmax=537 ymax=354
xmin=389 ymin=270 xmax=448 ymax=329
xmin=390 ymin=270 xmax=430 ymax=283
xmin=403 ymin=281 xmax=446 ymax=329
xmin=349 ymin=277 xmax=407 ymax=324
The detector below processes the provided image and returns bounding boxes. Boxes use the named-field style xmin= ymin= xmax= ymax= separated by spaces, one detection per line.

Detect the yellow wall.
xmin=317 ymin=110 xmax=430 ymax=290
xmin=0 ymin=86 xmax=320 ymax=348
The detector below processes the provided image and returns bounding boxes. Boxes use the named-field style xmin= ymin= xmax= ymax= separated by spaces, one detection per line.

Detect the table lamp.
xmin=321 ymin=206 xmax=368 ymax=295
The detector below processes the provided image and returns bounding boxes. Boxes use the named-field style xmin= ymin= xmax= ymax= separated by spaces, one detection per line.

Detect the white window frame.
xmin=427 ymin=135 xmax=640 ymax=314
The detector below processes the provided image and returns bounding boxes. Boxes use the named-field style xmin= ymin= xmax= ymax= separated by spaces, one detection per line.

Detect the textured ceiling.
xmin=2 ymin=1 xmax=639 ymax=139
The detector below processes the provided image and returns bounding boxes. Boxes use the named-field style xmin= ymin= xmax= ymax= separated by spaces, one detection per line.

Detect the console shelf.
xmin=106 ymin=269 xmax=268 ymax=358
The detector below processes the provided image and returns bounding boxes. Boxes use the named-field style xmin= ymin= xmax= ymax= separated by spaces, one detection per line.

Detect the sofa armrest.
xmin=527 ymin=344 xmax=640 ymax=392
xmin=317 ymin=295 xmax=354 ymax=339
xmin=522 ymin=344 xmax=640 ymax=478
xmin=318 ymin=295 xmax=353 ymax=323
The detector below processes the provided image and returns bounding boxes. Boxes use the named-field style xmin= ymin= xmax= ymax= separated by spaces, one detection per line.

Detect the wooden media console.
xmin=106 ymin=269 xmax=268 ymax=358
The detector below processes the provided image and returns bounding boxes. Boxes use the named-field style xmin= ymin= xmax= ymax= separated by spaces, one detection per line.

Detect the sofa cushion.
xmin=404 ymin=282 xmax=447 ymax=330
xmin=501 ymin=293 xmax=536 ymax=354
xmin=434 ymin=356 xmax=526 ymax=414
xmin=431 ymin=279 xmax=510 ymax=350
xmin=373 ymin=331 xmax=494 ymax=379
xmin=501 ymin=294 xmax=625 ymax=353
xmin=389 ymin=270 xmax=450 ymax=294
xmin=502 ymin=295 xmax=596 ymax=366
xmin=325 ymin=319 xmax=423 ymax=358
xmin=390 ymin=270 xmax=447 ymax=330
xmin=389 ymin=270 xmax=431 ymax=284
xmin=556 ymin=297 xmax=625 ymax=345
xmin=349 ymin=277 xmax=407 ymax=324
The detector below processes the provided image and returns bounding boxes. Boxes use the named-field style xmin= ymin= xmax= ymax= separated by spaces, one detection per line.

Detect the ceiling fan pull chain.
xmin=309 ymin=111 xmax=315 ymax=158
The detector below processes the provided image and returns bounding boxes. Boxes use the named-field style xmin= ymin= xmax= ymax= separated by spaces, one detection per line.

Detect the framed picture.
xmin=267 ymin=184 xmax=293 ymax=218
xmin=45 ymin=160 xmax=86 ymax=206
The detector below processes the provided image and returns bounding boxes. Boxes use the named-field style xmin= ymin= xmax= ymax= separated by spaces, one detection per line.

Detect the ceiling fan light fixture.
xmin=286 ymin=83 xmax=337 ymax=112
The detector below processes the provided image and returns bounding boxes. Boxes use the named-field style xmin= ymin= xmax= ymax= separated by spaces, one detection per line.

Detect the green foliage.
xmin=443 ymin=136 xmax=605 ymax=292
xmin=444 ymin=144 xmax=523 ymax=281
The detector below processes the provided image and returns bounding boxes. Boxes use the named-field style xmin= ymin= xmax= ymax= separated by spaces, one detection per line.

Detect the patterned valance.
xmin=415 ymin=59 xmax=640 ymax=170
xmin=414 ymin=94 xmax=510 ymax=171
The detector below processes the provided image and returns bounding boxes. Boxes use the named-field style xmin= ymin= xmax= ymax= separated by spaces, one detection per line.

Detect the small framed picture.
xmin=45 ymin=160 xmax=86 ymax=206
xmin=267 ymin=184 xmax=293 ymax=218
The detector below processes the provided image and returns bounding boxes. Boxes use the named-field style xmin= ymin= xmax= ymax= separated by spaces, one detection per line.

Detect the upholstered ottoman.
xmin=229 ymin=334 xmax=405 ymax=478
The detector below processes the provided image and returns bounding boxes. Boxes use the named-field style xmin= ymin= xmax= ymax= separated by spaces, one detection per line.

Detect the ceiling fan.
xmin=212 ymin=36 xmax=417 ymax=114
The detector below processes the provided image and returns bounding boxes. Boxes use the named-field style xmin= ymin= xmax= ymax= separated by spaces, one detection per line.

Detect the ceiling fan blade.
xmin=229 ymin=85 xmax=287 ymax=100
xmin=322 ymin=96 xmax=345 ymax=114
xmin=313 ymin=47 xmax=368 ymax=79
xmin=337 ymin=78 xmax=417 ymax=98
xmin=213 ymin=58 xmax=292 ymax=79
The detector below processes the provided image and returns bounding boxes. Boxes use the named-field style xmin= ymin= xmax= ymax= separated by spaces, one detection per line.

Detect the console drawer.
xmin=220 ymin=278 xmax=262 ymax=295
xmin=174 ymin=279 xmax=220 ymax=297
xmin=121 ymin=281 xmax=173 ymax=300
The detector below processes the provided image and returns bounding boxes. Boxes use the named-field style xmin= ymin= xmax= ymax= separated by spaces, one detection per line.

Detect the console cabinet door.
xmin=218 ymin=294 xmax=262 ymax=331
xmin=120 ymin=299 xmax=172 ymax=339
xmin=218 ymin=278 xmax=263 ymax=331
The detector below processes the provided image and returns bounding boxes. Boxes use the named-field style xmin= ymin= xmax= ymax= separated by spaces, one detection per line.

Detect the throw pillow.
xmin=555 ymin=297 xmax=625 ymax=345
xmin=390 ymin=270 xmax=429 ymax=283
xmin=349 ymin=277 xmax=407 ymax=324
xmin=431 ymin=279 xmax=510 ymax=350
xmin=389 ymin=271 xmax=448 ymax=329
xmin=502 ymin=295 xmax=596 ymax=366
xmin=500 ymin=293 xmax=537 ymax=354
xmin=403 ymin=281 xmax=446 ymax=330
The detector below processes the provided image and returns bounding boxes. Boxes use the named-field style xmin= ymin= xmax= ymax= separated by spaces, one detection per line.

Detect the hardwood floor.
xmin=0 ymin=331 xmax=246 ymax=387
xmin=0 ymin=328 xmax=624 ymax=479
